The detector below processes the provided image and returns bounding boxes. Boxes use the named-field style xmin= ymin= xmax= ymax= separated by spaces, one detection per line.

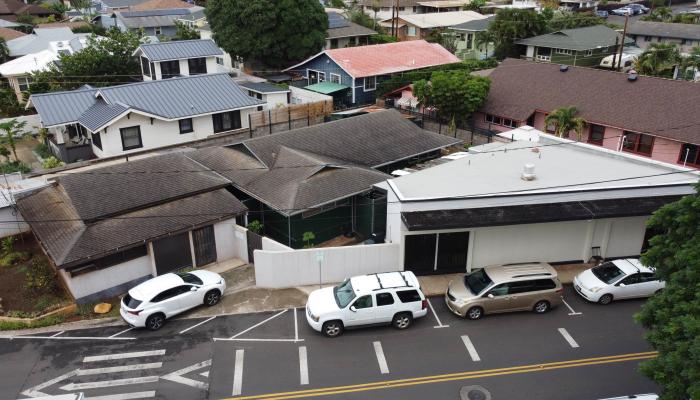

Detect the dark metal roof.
xmin=78 ymin=101 xmax=129 ymax=132
xmin=238 ymin=81 xmax=289 ymax=94
xmin=450 ymin=15 xmax=494 ymax=31
xmin=516 ymin=25 xmax=632 ymax=51
xmin=401 ymin=196 xmax=682 ymax=231
xmin=121 ymin=8 xmax=190 ymax=17
xmin=137 ymin=39 xmax=222 ymax=62
xmin=327 ymin=12 xmax=350 ymax=29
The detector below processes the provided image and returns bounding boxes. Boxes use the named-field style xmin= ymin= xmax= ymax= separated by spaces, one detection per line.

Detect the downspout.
xmin=352 ymin=77 xmax=356 ymax=104
xmin=287 ymin=216 xmax=292 ymax=248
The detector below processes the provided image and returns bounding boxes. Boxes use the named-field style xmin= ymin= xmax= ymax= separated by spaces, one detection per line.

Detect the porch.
xmin=48 ymin=123 xmax=94 ymax=163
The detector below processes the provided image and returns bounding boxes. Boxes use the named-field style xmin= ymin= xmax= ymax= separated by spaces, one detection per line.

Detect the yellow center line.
xmin=227 ymin=351 xmax=657 ymax=400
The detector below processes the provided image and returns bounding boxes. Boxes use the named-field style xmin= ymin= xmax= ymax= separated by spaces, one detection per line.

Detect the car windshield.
xmin=122 ymin=293 xmax=142 ymax=309
xmin=591 ymin=262 xmax=626 ymax=284
xmin=333 ymin=279 xmax=356 ymax=308
xmin=177 ymin=272 xmax=203 ymax=285
xmin=464 ymin=269 xmax=493 ymax=295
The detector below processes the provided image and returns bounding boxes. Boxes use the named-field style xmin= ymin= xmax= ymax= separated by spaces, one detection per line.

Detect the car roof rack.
xmin=511 ymin=272 xmax=552 ymax=278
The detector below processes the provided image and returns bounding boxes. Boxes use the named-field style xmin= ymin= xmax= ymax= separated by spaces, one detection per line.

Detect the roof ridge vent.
xmin=521 ymin=163 xmax=536 ymax=181
xmin=559 ymin=64 xmax=568 ymax=72
xmin=627 ymin=69 xmax=638 ymax=82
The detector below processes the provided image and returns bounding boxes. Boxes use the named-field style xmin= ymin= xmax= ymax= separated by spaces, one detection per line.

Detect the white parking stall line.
xmin=77 ymin=362 xmax=163 ymax=376
xmin=214 ymin=338 xmax=304 ymax=342
xmin=561 ymin=297 xmax=583 ymax=316
xmin=20 ymin=369 xmax=78 ymax=397
xmin=81 ymin=391 xmax=156 ymax=400
xmin=373 ymin=341 xmax=390 ymax=374
xmin=83 ymin=349 xmax=166 ymax=362
xmin=232 ymin=349 xmax=245 ymax=396
xmin=461 ymin=335 xmax=481 ymax=362
xmin=179 ymin=316 xmax=216 ymax=334
xmin=108 ymin=327 xmax=135 ymax=338
xmin=59 ymin=376 xmax=159 ymax=391
xmin=6 ymin=335 xmax=136 ymax=341
xmin=294 ymin=308 xmax=299 ymax=342
xmin=299 ymin=346 xmax=309 ymax=385
xmin=50 ymin=331 xmax=64 ymax=337
xmin=558 ymin=328 xmax=580 ymax=348
xmin=229 ymin=309 xmax=288 ymax=339
xmin=426 ymin=298 xmax=449 ymax=329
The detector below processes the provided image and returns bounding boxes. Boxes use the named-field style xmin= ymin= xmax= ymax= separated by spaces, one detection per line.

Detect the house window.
xmin=330 ymin=73 xmax=341 ymax=84
xmin=622 ymin=131 xmax=654 ymax=156
xmin=330 ymin=38 xmax=339 ymax=49
xmin=179 ymin=118 xmax=193 ymax=134
xmin=92 ymin=131 xmax=102 ymax=150
xmin=536 ymin=47 xmax=551 ymax=61
xmin=485 ymin=113 xmax=514 ymax=127
xmin=160 ymin=60 xmax=180 ymax=79
xmin=584 ymin=49 xmax=593 ymax=57
xmin=644 ymin=36 xmax=651 ymax=42
xmin=212 ymin=110 xmax=241 ymax=133
xmin=678 ymin=143 xmax=700 ymax=167
xmin=67 ymin=245 xmax=148 ymax=277
xmin=216 ymin=57 xmax=224 ymax=65
xmin=412 ymin=6 xmax=417 ymax=12
xmin=588 ymin=124 xmax=605 ymax=145
xmin=120 ymin=126 xmax=143 ymax=151
xmin=318 ymin=72 xmax=326 ymax=82
xmin=466 ymin=33 xmax=474 ymax=50
xmin=17 ymin=76 xmax=32 ymax=92
xmin=141 ymin=56 xmax=151 ymax=78
xmin=154 ymin=26 xmax=162 ymax=35
xmin=555 ymin=48 xmax=573 ymax=55
xmin=364 ymin=76 xmax=376 ymax=91
xmin=187 ymin=57 xmax=207 ymax=75
xmin=407 ymin=26 xmax=417 ymax=36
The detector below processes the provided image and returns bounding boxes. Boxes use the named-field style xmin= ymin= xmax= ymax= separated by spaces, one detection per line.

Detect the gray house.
xmin=626 ymin=21 xmax=700 ymax=54
xmin=109 ymin=7 xmax=205 ymax=37
xmin=133 ymin=39 xmax=226 ymax=80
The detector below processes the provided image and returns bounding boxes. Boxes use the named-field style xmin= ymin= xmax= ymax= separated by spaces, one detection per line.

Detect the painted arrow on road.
xmin=160 ymin=359 xmax=211 ymax=390
xmin=59 ymin=376 xmax=159 ymax=391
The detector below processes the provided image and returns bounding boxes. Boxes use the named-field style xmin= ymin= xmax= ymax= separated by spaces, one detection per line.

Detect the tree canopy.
xmin=544 ymin=106 xmax=586 ymax=140
xmin=0 ymin=37 xmax=9 ymax=64
xmin=413 ymin=70 xmax=490 ymax=124
xmin=487 ymin=8 xmax=550 ymax=59
xmin=636 ymin=183 xmax=700 ymax=400
xmin=548 ymin=11 xmax=606 ymax=31
xmin=634 ymin=43 xmax=681 ymax=79
xmin=206 ymin=0 xmax=328 ymax=68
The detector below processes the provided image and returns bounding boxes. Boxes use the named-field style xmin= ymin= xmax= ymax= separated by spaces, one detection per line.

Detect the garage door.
xmin=153 ymin=232 xmax=192 ymax=275
xmin=404 ymin=232 xmax=469 ymax=275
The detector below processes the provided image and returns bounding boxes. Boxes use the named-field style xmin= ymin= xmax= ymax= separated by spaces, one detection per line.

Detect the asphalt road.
xmin=0 ymin=285 xmax=660 ymax=400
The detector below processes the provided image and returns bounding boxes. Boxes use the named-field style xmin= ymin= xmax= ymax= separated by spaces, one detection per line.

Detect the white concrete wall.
xmin=0 ymin=207 xmax=29 ymax=238
xmin=231 ymin=224 xmax=250 ymax=264
xmin=289 ymin=86 xmax=333 ymax=105
xmin=59 ymin=254 xmax=152 ymax=300
xmin=605 ymin=216 xmax=649 ymax=258
xmin=90 ymin=108 xmax=254 ymax=158
xmin=262 ymin=236 xmax=293 ymax=251
xmin=262 ymin=92 xmax=289 ymax=109
xmin=214 ymin=219 xmax=250 ymax=264
xmin=254 ymin=243 xmax=401 ymax=288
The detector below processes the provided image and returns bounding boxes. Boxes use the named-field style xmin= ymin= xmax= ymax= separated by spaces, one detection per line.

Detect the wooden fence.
xmin=247 ymin=100 xmax=334 ymax=138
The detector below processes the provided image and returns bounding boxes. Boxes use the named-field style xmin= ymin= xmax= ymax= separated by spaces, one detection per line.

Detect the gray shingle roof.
xmin=327 ymin=21 xmax=378 ymax=39
xmin=137 ymin=39 xmax=222 ymax=61
xmin=30 ymin=74 xmax=264 ymax=129
xmin=516 ymin=25 xmax=632 ymax=51
xmin=121 ymin=8 xmax=190 ymax=17
xmin=626 ymin=21 xmax=700 ymax=41
xmin=238 ymin=81 xmax=290 ymax=94
xmin=450 ymin=15 xmax=494 ymax=31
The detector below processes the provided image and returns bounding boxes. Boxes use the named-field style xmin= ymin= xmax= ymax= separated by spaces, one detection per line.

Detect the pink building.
xmin=475 ymin=59 xmax=700 ymax=169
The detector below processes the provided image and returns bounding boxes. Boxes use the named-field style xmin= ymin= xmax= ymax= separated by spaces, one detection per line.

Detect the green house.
xmin=516 ymin=25 xmax=634 ymax=67
xmin=448 ymin=16 xmax=496 ymax=61
xmin=188 ymin=110 xmax=460 ymax=248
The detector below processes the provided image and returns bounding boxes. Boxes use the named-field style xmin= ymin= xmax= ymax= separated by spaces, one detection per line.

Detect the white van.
xmin=600 ymin=53 xmax=637 ymax=72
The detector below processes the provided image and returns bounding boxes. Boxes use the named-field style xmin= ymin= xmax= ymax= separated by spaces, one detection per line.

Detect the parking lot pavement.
xmin=1 ymin=286 xmax=658 ymax=400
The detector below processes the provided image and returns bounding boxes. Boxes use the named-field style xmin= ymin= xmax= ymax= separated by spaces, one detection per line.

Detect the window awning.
xmin=305 ymin=82 xmax=350 ymax=94
xmin=401 ymin=196 xmax=682 ymax=231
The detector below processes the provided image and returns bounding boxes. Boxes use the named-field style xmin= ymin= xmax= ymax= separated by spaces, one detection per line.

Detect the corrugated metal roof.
xmin=516 ymin=25 xmax=631 ymax=51
xmin=78 ymin=102 xmax=129 ymax=132
xmin=121 ymin=8 xmax=190 ymax=17
xmin=30 ymin=86 xmax=99 ymax=127
xmin=626 ymin=21 xmax=700 ymax=41
xmin=238 ymin=81 xmax=289 ymax=94
xmin=394 ymin=11 xmax=486 ymax=29
xmin=137 ymin=39 xmax=222 ymax=61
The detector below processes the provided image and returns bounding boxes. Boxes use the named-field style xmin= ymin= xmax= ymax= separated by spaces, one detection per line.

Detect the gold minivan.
xmin=445 ymin=262 xmax=563 ymax=320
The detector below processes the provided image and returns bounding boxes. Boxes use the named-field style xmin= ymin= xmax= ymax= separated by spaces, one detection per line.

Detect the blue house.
xmin=284 ymin=40 xmax=460 ymax=106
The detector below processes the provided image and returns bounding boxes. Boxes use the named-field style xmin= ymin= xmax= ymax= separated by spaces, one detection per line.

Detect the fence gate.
xmin=246 ymin=230 xmax=263 ymax=263
xmin=193 ymin=225 xmax=217 ymax=267
xmin=153 ymin=232 xmax=192 ymax=275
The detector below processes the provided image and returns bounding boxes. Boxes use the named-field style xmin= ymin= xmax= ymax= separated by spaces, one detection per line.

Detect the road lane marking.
xmin=179 ymin=316 xmax=217 ymax=334
xmin=161 ymin=359 xmax=211 ymax=390
xmin=200 ymin=371 xmax=210 ymax=378
xmin=299 ymin=346 xmax=309 ymax=385
xmin=229 ymin=309 xmax=288 ymax=339
xmin=232 ymin=349 xmax=245 ymax=396
xmin=50 ymin=331 xmax=64 ymax=337
xmin=59 ymin=376 xmax=159 ymax=390
xmin=20 ymin=369 xmax=78 ymax=397
xmin=83 ymin=391 xmax=156 ymax=400
xmin=426 ymin=298 xmax=449 ymax=329
xmin=214 ymin=338 xmax=304 ymax=342
xmin=109 ymin=327 xmax=134 ymax=338
xmin=461 ymin=335 xmax=481 ymax=362
xmin=83 ymin=349 xmax=166 ymax=362
xmin=558 ymin=328 xmax=580 ymax=348
xmin=561 ymin=297 xmax=583 ymax=316
xmin=373 ymin=341 xmax=390 ymax=374
xmin=77 ymin=362 xmax=163 ymax=376
xmin=225 ymin=351 xmax=658 ymax=400
xmin=294 ymin=308 xmax=299 ymax=342
xmin=5 ymin=335 xmax=136 ymax=341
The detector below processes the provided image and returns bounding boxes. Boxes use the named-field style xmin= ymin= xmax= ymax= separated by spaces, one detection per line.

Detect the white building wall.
xmin=262 ymin=92 xmax=289 ymax=109
xmin=90 ymin=108 xmax=255 ymax=158
xmin=289 ymin=86 xmax=333 ymax=105
xmin=0 ymin=207 xmax=29 ymax=238
xmin=605 ymin=216 xmax=649 ymax=258
xmin=59 ymin=254 xmax=152 ymax=300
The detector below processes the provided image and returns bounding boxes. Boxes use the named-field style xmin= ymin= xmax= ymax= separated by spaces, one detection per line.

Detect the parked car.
xmin=445 ymin=262 xmax=563 ymax=320
xmin=305 ymin=271 xmax=428 ymax=338
xmin=120 ymin=270 xmax=226 ymax=330
xmin=597 ymin=395 xmax=658 ymax=400
xmin=573 ymin=259 xmax=664 ymax=305
xmin=628 ymin=3 xmax=649 ymax=13
xmin=595 ymin=10 xmax=609 ymax=18
xmin=611 ymin=6 xmax=635 ymax=15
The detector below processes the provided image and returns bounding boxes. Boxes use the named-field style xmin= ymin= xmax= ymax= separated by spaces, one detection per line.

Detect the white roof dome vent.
xmin=521 ymin=163 xmax=536 ymax=181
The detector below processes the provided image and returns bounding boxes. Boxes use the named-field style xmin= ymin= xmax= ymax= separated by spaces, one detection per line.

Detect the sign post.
xmin=316 ymin=251 xmax=324 ymax=289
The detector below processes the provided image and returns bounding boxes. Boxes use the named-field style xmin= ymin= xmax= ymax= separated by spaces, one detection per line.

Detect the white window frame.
xmin=555 ymin=48 xmax=573 ymax=55
xmin=363 ymin=76 xmax=376 ymax=92
xmin=330 ymin=73 xmax=341 ymax=84
xmin=407 ymin=26 xmax=417 ymax=37
xmin=17 ymin=76 xmax=32 ymax=92
xmin=216 ymin=57 xmax=224 ymax=65
xmin=154 ymin=26 xmax=162 ymax=35
xmin=584 ymin=49 xmax=593 ymax=57
xmin=318 ymin=72 xmax=326 ymax=82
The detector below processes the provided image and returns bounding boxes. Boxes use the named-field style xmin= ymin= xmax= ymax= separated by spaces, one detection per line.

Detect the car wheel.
xmin=145 ymin=313 xmax=166 ymax=331
xmin=322 ymin=320 xmax=344 ymax=338
xmin=533 ymin=300 xmax=550 ymax=314
xmin=598 ymin=294 xmax=613 ymax=305
xmin=392 ymin=312 xmax=413 ymax=330
xmin=466 ymin=306 xmax=483 ymax=320
xmin=204 ymin=290 xmax=221 ymax=306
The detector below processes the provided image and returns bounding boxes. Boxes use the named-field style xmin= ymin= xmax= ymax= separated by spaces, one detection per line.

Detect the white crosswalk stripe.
xmin=83 ymin=350 xmax=166 ymax=363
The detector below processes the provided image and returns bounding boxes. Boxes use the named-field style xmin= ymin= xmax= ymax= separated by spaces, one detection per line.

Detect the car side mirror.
xmin=350 ymin=306 xmax=357 ymax=312
xmin=487 ymin=293 xmax=494 ymax=299
xmin=618 ymin=283 xmax=626 ymax=287
xmin=190 ymin=286 xmax=198 ymax=291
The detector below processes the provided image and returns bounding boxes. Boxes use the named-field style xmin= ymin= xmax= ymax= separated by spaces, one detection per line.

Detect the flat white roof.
xmin=388 ymin=135 xmax=699 ymax=201
xmin=394 ymin=11 xmax=487 ymax=29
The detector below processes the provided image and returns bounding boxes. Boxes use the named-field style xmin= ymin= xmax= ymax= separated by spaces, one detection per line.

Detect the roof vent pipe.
xmin=559 ymin=64 xmax=568 ymax=72
xmin=521 ymin=163 xmax=536 ymax=181
xmin=627 ymin=70 xmax=638 ymax=81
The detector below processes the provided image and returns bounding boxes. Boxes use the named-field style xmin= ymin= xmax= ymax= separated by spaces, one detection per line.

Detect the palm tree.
xmin=634 ymin=43 xmax=681 ymax=78
xmin=0 ymin=119 xmax=27 ymax=163
xmin=544 ymin=106 xmax=586 ymax=140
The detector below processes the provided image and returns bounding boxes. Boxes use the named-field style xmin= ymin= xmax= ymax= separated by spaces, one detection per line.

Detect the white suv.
xmin=120 ymin=270 xmax=226 ymax=330
xmin=305 ymin=271 xmax=428 ymax=338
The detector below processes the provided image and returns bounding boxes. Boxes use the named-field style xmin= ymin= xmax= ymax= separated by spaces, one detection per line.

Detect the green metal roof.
xmin=515 ymin=25 xmax=634 ymax=51
xmin=305 ymin=81 xmax=350 ymax=94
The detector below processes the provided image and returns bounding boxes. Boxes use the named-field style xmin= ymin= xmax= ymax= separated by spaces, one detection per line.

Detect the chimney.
xmin=521 ymin=163 xmax=536 ymax=181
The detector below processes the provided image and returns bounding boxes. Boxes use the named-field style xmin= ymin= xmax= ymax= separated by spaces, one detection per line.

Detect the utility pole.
xmin=611 ymin=36 xmax=619 ymax=70
xmin=616 ymin=13 xmax=629 ymax=72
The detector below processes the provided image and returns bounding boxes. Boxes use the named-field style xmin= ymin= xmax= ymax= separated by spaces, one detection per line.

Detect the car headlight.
xmin=311 ymin=313 xmax=319 ymax=322
xmin=590 ymin=287 xmax=602 ymax=293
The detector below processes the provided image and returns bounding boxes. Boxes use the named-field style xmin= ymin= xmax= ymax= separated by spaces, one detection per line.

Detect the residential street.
xmin=1 ymin=285 xmax=659 ymax=400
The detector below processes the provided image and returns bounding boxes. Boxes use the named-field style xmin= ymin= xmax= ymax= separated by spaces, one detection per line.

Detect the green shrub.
xmin=35 ymin=295 xmax=61 ymax=312
xmin=6 ymin=310 xmax=34 ymax=318
xmin=42 ymin=156 xmax=64 ymax=169
xmin=1 ymin=236 xmax=14 ymax=254
xmin=34 ymin=143 xmax=52 ymax=159
xmin=303 ymin=231 xmax=316 ymax=248
xmin=0 ymin=314 xmax=65 ymax=331
xmin=0 ymin=161 xmax=30 ymax=174
xmin=247 ymin=220 xmax=263 ymax=234
xmin=24 ymin=259 xmax=56 ymax=293
xmin=0 ymin=251 xmax=29 ymax=267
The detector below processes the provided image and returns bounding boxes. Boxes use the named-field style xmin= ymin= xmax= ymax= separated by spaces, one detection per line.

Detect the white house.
xmin=238 ymin=81 xmax=290 ymax=110
xmin=0 ymin=173 xmax=50 ymax=238
xmin=132 ymin=39 xmax=236 ymax=80
xmin=28 ymin=74 xmax=264 ymax=163
xmin=377 ymin=129 xmax=699 ymax=275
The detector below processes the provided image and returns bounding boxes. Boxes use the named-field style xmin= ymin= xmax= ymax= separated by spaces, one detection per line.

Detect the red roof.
xmin=325 ymin=40 xmax=460 ymax=78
